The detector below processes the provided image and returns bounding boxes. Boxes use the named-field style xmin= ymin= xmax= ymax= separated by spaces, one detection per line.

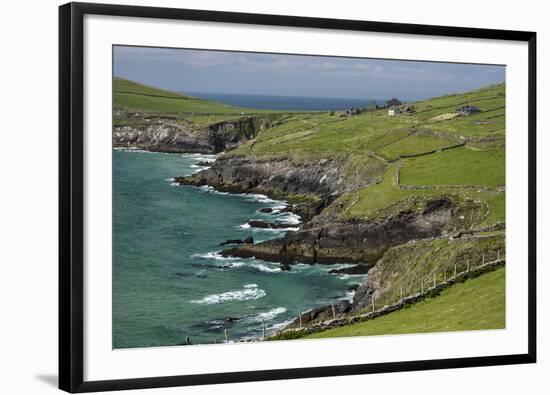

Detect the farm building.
xmin=456 ymin=105 xmax=481 ymax=116
xmin=388 ymin=104 xmax=415 ymax=116
xmin=388 ymin=106 xmax=400 ymax=116
xmin=385 ymin=98 xmax=402 ymax=108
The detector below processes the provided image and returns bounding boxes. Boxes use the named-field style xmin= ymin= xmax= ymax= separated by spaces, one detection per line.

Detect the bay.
xmin=113 ymin=150 xmax=364 ymax=348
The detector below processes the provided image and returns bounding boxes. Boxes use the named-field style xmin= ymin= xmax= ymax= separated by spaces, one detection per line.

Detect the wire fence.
xmin=272 ymin=250 xmax=505 ymax=337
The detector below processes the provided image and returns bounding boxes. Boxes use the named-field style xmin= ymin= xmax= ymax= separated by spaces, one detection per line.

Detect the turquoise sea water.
xmin=113 ymin=150 xmax=364 ymax=348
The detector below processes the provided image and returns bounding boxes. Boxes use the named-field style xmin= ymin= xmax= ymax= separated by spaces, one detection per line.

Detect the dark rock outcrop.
xmin=176 ymin=155 xmax=381 ymax=201
xmin=221 ymin=198 xmax=455 ymax=267
xmin=219 ymin=236 xmax=254 ymax=246
xmin=280 ymin=263 xmax=292 ymax=271
xmin=219 ymin=239 xmax=244 ymax=246
xmin=328 ymin=265 xmax=371 ymax=275
xmin=347 ymin=284 xmax=360 ymax=292
xmin=247 ymin=220 xmax=296 ymax=229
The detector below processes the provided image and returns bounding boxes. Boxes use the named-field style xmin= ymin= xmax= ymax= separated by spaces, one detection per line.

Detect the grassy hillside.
xmin=113 ymin=78 xmax=505 ymax=229
xmin=229 ymin=83 xmax=505 ymax=227
xmin=232 ymin=83 xmax=504 ymax=156
xmin=113 ymin=77 xmax=252 ymax=114
xmin=358 ymin=235 xmax=505 ymax=309
xmin=400 ymin=146 xmax=505 ymax=187
xmin=302 ymin=267 xmax=505 ymax=339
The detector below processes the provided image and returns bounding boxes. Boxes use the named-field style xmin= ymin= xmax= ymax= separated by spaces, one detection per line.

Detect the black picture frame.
xmin=59 ymin=2 xmax=537 ymax=393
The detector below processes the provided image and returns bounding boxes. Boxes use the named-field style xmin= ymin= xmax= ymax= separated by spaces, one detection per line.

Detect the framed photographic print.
xmin=59 ymin=2 xmax=537 ymax=393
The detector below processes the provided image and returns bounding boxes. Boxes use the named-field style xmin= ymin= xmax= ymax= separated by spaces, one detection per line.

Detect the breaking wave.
xmin=191 ymin=251 xmax=237 ymax=260
xmin=113 ymin=147 xmax=150 ymax=153
xmin=246 ymin=307 xmax=287 ymax=323
xmin=250 ymin=263 xmax=281 ymax=273
xmin=190 ymin=284 xmax=266 ymax=304
xmin=237 ymin=222 xmax=299 ymax=232
xmin=243 ymin=193 xmax=279 ymax=204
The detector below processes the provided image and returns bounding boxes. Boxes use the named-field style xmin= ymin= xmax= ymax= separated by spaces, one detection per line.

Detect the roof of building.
xmin=457 ymin=105 xmax=480 ymax=111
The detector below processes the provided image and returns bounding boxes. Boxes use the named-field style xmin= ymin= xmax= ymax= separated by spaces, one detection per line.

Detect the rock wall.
xmin=270 ymin=259 xmax=505 ymax=339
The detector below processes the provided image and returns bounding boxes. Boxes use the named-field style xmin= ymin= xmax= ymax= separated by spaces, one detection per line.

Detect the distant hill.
xmin=113 ymin=77 xmax=250 ymax=114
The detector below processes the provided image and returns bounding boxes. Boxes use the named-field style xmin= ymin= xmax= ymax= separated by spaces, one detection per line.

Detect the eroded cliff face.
xmin=220 ymin=198 xmax=455 ymax=267
xmin=177 ymin=156 xmax=345 ymax=196
xmin=113 ymin=115 xmax=271 ymax=153
xmin=177 ymin=154 xmax=383 ymax=200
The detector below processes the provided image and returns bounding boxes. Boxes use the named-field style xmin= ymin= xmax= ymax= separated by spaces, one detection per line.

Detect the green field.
xmin=231 ymin=83 xmax=504 ymax=157
xmin=400 ymin=145 xmax=505 ymax=187
xmin=114 ymin=78 xmax=506 ymax=227
xmin=302 ymin=267 xmax=505 ymax=339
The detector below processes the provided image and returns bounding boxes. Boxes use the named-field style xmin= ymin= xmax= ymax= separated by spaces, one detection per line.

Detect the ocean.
xmin=186 ymin=92 xmax=384 ymax=111
xmin=113 ymin=150 xmax=364 ymax=348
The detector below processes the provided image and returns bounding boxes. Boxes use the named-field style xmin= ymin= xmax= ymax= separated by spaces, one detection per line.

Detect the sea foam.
xmin=250 ymin=263 xmax=281 ymax=273
xmin=191 ymin=284 xmax=266 ymax=304
xmin=246 ymin=307 xmax=287 ymax=323
xmin=191 ymin=252 xmax=237 ymax=261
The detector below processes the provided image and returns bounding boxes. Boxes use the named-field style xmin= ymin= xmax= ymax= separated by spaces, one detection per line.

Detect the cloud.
xmin=113 ymin=45 xmax=505 ymax=99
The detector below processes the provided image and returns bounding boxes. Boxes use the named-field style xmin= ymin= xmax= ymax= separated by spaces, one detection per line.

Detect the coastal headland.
xmin=114 ymin=76 xmax=506 ymax=337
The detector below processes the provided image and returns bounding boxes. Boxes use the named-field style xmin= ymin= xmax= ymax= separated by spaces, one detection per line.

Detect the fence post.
xmin=497 ymin=250 xmax=500 ymax=260
xmin=444 ymin=269 xmax=447 ymax=283
xmin=454 ymin=264 xmax=457 ymax=279
xmin=421 ymin=279 xmax=424 ymax=293
xmin=467 ymin=259 xmax=470 ymax=272
xmin=224 ymin=329 xmax=228 ymax=343
xmin=299 ymin=309 xmax=302 ymax=329
xmin=331 ymin=304 xmax=336 ymax=320
xmin=482 ymin=253 xmax=485 ymax=266
xmin=262 ymin=319 xmax=266 ymax=340
xmin=400 ymin=287 xmax=403 ymax=303
xmin=433 ymin=272 xmax=436 ymax=287
xmin=372 ymin=296 xmax=375 ymax=312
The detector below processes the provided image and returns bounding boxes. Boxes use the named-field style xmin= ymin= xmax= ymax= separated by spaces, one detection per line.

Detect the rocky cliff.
xmin=113 ymin=112 xmax=273 ymax=153
xmin=175 ymin=154 xmax=385 ymax=220
xmin=220 ymin=198 xmax=456 ymax=267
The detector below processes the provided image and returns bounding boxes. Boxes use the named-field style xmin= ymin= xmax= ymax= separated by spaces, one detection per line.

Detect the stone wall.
xmin=269 ymin=258 xmax=505 ymax=338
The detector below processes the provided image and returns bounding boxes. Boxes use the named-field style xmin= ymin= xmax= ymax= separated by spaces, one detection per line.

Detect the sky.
xmin=113 ymin=46 xmax=505 ymax=101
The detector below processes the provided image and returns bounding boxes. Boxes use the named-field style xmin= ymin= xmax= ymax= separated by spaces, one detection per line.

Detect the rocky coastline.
xmin=171 ymin=152 xmax=479 ymax=331
xmin=117 ymin=117 xmax=503 ymax=334
xmin=113 ymin=111 xmax=276 ymax=154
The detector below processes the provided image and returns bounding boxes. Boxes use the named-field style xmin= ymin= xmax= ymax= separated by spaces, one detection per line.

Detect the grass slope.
xmin=400 ymin=145 xmax=505 ymax=187
xmin=303 ymin=267 xmax=505 ymax=339
xmin=113 ymin=77 xmax=251 ymax=114
xmin=113 ymin=78 xmax=506 ymax=228
xmin=232 ymin=83 xmax=504 ymax=157
xmin=360 ymin=235 xmax=505 ymax=309
xmin=230 ymin=84 xmax=505 ymax=226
